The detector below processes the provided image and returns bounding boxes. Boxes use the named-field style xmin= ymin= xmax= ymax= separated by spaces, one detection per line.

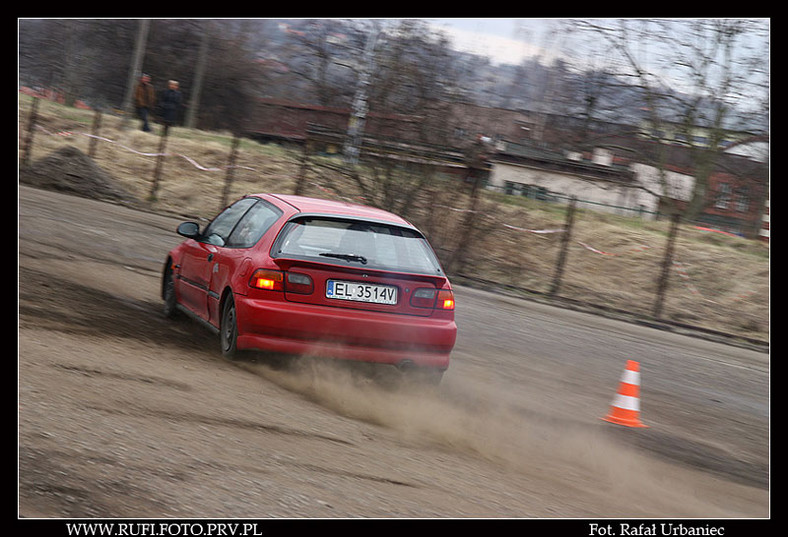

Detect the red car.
xmin=162 ymin=194 xmax=456 ymax=383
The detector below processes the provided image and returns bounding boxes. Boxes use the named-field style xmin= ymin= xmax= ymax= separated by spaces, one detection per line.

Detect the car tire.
xmin=162 ymin=266 xmax=178 ymax=319
xmin=220 ymin=294 xmax=239 ymax=359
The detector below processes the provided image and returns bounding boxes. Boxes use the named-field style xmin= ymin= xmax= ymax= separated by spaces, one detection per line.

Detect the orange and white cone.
xmin=602 ymin=360 xmax=648 ymax=428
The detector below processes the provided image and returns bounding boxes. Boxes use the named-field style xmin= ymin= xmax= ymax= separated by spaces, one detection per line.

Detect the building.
xmin=243 ymin=98 xmax=768 ymax=238
xmin=488 ymin=140 xmax=648 ymax=217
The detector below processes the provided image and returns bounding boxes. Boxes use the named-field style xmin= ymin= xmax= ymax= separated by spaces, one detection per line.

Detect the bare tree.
xmin=335 ymin=20 xmax=482 ymax=209
xmin=274 ymin=19 xmax=368 ymax=108
xmin=291 ymin=19 xmax=493 ymax=268
xmin=20 ymin=19 xmax=138 ymax=108
xmin=568 ymin=18 xmax=769 ymax=219
xmin=19 ymin=19 xmax=270 ymax=132
xmin=191 ymin=20 xmax=271 ymax=133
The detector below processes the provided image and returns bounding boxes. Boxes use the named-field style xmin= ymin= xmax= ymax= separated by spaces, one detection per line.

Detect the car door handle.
xmin=207 ymin=253 xmax=214 ymax=262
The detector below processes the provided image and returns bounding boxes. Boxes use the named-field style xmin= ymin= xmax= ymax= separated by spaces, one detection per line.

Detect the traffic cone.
xmin=602 ymin=360 xmax=648 ymax=428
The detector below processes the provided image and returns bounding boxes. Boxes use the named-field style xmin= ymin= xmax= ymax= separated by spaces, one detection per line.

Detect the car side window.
xmin=202 ymin=198 xmax=258 ymax=246
xmin=226 ymin=200 xmax=282 ymax=248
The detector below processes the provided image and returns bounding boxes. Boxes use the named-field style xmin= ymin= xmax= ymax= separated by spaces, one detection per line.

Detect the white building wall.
xmin=489 ymin=159 xmax=695 ymax=219
xmin=630 ymin=162 xmax=694 ymax=205
xmin=759 ymin=198 xmax=769 ymax=242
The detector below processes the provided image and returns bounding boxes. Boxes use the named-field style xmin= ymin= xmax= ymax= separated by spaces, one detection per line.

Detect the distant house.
xmin=670 ymin=155 xmax=768 ymax=239
xmin=243 ymin=99 xmax=349 ymax=145
xmin=488 ymin=140 xmax=655 ymax=217
xmin=637 ymin=118 xmax=758 ymax=151
xmin=243 ymin=97 xmax=768 ymax=238
xmin=759 ymin=198 xmax=769 ymax=242
xmin=243 ymin=97 xmax=490 ymax=179
xmin=489 ymin=135 xmax=767 ymax=237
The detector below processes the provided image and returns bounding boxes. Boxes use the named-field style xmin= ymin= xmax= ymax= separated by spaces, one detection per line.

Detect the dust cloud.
xmin=239 ymin=355 xmax=677 ymax=508
xmin=237 ymin=353 xmax=770 ymax=517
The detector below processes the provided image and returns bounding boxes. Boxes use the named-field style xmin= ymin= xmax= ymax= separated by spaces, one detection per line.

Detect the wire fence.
xmin=19 ymin=97 xmax=770 ymax=347
xmin=432 ymin=191 xmax=768 ymax=347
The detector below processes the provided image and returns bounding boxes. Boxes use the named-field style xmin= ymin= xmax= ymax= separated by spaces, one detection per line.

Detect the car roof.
xmin=263 ymin=193 xmax=414 ymax=228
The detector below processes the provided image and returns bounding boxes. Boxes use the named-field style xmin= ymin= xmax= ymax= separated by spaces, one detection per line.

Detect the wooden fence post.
xmin=653 ymin=212 xmax=681 ymax=319
xmin=220 ymin=134 xmax=241 ymax=210
xmin=294 ymin=138 xmax=310 ymax=196
xmin=550 ymin=196 xmax=577 ymax=296
xmin=149 ymin=125 xmax=169 ymax=200
xmin=446 ymin=169 xmax=484 ymax=274
xmin=88 ymin=109 xmax=102 ymax=159
xmin=21 ymin=97 xmax=40 ymax=169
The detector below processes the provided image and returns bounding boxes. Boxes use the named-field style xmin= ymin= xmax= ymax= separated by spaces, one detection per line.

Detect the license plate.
xmin=326 ymin=280 xmax=397 ymax=305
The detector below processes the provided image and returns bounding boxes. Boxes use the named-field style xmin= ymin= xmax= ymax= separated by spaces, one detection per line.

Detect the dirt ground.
xmin=18 ymin=151 xmax=769 ymax=521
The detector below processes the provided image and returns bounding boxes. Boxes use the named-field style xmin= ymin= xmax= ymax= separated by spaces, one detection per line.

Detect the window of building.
xmin=735 ymin=186 xmax=750 ymax=213
xmin=715 ymin=183 xmax=732 ymax=210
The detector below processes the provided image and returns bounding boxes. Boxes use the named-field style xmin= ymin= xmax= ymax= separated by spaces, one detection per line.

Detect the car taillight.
xmin=437 ymin=289 xmax=455 ymax=310
xmin=411 ymin=288 xmax=455 ymax=310
xmin=249 ymin=269 xmax=284 ymax=291
xmin=285 ymin=272 xmax=314 ymax=294
xmin=249 ymin=269 xmax=314 ymax=294
xmin=410 ymin=288 xmax=436 ymax=308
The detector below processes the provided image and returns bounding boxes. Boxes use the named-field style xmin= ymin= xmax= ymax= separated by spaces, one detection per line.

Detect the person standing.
xmin=159 ymin=80 xmax=183 ymax=133
xmin=133 ymin=74 xmax=156 ymax=132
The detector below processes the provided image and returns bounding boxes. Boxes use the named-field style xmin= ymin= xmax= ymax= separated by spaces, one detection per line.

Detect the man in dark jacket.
xmin=133 ymin=74 xmax=155 ymax=132
xmin=159 ymin=80 xmax=182 ymax=132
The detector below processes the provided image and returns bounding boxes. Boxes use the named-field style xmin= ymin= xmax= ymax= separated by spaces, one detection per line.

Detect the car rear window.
xmin=273 ymin=217 xmax=443 ymax=275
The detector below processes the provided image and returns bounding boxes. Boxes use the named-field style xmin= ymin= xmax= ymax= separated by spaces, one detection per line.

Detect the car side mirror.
xmin=177 ymin=221 xmax=201 ymax=239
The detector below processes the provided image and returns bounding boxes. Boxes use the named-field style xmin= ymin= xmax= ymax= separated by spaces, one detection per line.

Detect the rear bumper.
xmin=234 ymin=294 xmax=456 ymax=368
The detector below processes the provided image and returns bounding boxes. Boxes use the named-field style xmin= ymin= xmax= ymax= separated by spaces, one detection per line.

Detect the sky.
xmin=422 ymin=18 xmax=770 ymax=77
xmin=422 ymin=18 xmax=769 ymax=107
xmin=423 ymin=18 xmax=565 ymax=65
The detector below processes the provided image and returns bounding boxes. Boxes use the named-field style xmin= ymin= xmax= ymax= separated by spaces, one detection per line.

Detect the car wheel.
xmin=162 ymin=266 xmax=178 ymax=318
xmin=220 ymin=295 xmax=239 ymax=359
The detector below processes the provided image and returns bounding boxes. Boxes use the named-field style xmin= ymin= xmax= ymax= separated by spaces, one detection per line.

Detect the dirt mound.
xmin=20 ymin=146 xmax=135 ymax=204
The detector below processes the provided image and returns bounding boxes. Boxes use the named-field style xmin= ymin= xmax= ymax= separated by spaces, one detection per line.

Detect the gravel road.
xmin=18 ymin=186 xmax=769 ymax=520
